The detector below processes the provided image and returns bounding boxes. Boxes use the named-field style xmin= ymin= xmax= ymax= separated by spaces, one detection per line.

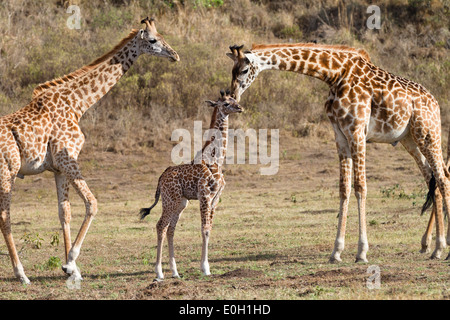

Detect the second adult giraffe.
xmin=0 ymin=18 xmax=179 ymax=284
xmin=227 ymin=43 xmax=449 ymax=262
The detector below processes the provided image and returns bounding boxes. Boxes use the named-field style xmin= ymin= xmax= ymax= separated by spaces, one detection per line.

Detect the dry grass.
xmin=0 ymin=0 xmax=449 ymax=301
xmin=0 ymin=133 xmax=449 ymax=300
xmin=0 ymin=0 xmax=448 ymax=153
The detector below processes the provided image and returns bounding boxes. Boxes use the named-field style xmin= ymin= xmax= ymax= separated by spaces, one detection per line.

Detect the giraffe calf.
xmin=140 ymin=90 xmax=242 ymax=281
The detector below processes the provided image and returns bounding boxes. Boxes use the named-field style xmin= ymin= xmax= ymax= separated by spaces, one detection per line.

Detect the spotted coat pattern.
xmin=227 ymin=43 xmax=449 ymax=262
xmin=0 ymin=18 xmax=179 ymax=284
xmin=140 ymin=92 xmax=242 ymax=280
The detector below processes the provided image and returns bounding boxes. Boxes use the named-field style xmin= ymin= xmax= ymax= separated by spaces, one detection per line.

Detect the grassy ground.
xmin=0 ymin=0 xmax=448 ymax=302
xmin=0 ymin=131 xmax=448 ymax=300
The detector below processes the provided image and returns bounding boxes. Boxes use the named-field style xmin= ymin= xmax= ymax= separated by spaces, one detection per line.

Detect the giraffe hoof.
xmin=329 ymin=257 xmax=342 ymax=264
xmin=430 ymin=248 xmax=443 ymax=260
xmin=62 ymin=263 xmax=82 ymax=279
xmin=355 ymin=257 xmax=368 ymax=263
xmin=19 ymin=276 xmax=31 ymax=285
xmin=419 ymin=247 xmax=430 ymax=254
xmin=62 ymin=265 xmax=71 ymax=274
xmin=445 ymin=253 xmax=450 ymax=261
xmin=14 ymin=267 xmax=30 ymax=285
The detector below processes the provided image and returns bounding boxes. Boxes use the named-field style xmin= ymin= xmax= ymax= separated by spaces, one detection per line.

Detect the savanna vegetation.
xmin=0 ymin=0 xmax=448 ymax=152
xmin=0 ymin=0 xmax=449 ymax=300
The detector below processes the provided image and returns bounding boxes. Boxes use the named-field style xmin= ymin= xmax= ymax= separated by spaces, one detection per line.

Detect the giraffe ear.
xmin=205 ymin=100 xmax=216 ymax=107
xmin=226 ymin=52 xmax=236 ymax=61
xmin=139 ymin=29 xmax=145 ymax=39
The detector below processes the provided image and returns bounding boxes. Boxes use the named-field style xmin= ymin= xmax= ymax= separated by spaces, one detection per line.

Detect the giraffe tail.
xmin=421 ymin=173 xmax=437 ymax=215
xmin=139 ymin=174 xmax=163 ymax=220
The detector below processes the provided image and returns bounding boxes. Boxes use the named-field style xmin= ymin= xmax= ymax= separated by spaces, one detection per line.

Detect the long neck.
xmin=201 ymin=109 xmax=229 ymax=166
xmin=252 ymin=46 xmax=358 ymax=85
xmin=57 ymin=35 xmax=140 ymax=119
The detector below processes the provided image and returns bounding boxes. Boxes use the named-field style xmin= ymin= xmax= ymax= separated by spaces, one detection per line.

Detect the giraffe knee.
xmin=86 ymin=196 xmax=98 ymax=217
xmin=59 ymin=201 xmax=72 ymax=223
xmin=167 ymin=226 xmax=176 ymax=237
xmin=156 ymin=219 xmax=169 ymax=234
xmin=0 ymin=210 xmax=8 ymax=223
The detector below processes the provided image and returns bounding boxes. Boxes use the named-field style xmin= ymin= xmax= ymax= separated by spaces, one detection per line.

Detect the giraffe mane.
xmin=208 ymin=107 xmax=219 ymax=129
xmin=31 ymin=29 xmax=139 ymax=99
xmin=251 ymin=43 xmax=371 ymax=62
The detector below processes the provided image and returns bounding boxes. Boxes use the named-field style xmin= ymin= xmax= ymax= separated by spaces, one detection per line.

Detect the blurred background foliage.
xmin=0 ymin=0 xmax=448 ymax=153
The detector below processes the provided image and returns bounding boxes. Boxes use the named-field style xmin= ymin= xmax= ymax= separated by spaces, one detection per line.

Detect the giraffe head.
xmin=227 ymin=45 xmax=259 ymax=102
xmin=205 ymin=89 xmax=243 ymax=115
xmin=138 ymin=17 xmax=179 ymax=62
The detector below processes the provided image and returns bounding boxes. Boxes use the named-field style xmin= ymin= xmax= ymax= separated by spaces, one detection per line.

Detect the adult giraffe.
xmin=0 ymin=17 xmax=179 ymax=284
xmin=227 ymin=43 xmax=448 ymax=263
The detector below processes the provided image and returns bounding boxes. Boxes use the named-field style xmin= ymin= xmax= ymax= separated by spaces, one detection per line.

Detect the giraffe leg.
xmin=61 ymin=177 xmax=97 ymax=280
xmin=51 ymin=150 xmax=96 ymax=280
xmin=199 ymin=197 xmax=213 ymax=276
xmin=330 ymin=127 xmax=352 ymax=263
xmin=445 ymin=158 xmax=450 ymax=249
xmin=421 ymin=209 xmax=435 ymax=253
xmin=430 ymin=190 xmax=445 ymax=259
xmin=55 ymin=172 xmax=72 ymax=262
xmin=0 ymin=165 xmax=30 ymax=284
xmin=410 ymin=124 xmax=450 ymax=260
xmin=155 ymin=211 xmax=170 ymax=281
xmin=167 ymin=199 xmax=188 ymax=279
xmin=400 ymin=134 xmax=445 ymax=256
xmin=349 ymin=136 xmax=369 ymax=263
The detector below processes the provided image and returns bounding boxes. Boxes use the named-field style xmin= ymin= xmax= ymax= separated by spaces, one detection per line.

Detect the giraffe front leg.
xmin=200 ymin=225 xmax=211 ymax=276
xmin=330 ymin=136 xmax=352 ymax=263
xmin=199 ymin=198 xmax=213 ymax=276
xmin=351 ymin=138 xmax=369 ymax=263
xmin=0 ymin=168 xmax=30 ymax=284
xmin=0 ymin=193 xmax=30 ymax=284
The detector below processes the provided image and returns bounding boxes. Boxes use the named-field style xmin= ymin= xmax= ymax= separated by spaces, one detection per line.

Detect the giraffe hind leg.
xmin=0 ymin=164 xmax=30 ymax=284
xmin=55 ymin=172 xmax=72 ymax=262
xmin=167 ymin=198 xmax=188 ymax=279
xmin=411 ymin=131 xmax=448 ymax=259
xmin=58 ymin=164 xmax=97 ymax=281
xmin=400 ymin=134 xmax=445 ymax=256
xmin=155 ymin=208 xmax=171 ymax=281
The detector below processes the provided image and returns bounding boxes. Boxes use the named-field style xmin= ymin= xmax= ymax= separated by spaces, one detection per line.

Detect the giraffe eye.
xmin=149 ymin=39 xmax=157 ymax=44
xmin=242 ymin=69 xmax=249 ymax=75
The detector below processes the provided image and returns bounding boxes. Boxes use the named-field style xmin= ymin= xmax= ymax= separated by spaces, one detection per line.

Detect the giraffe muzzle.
xmin=170 ymin=53 xmax=180 ymax=62
xmin=168 ymin=50 xmax=180 ymax=62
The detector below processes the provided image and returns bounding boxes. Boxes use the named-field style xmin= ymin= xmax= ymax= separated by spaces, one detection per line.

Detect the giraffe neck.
xmin=201 ymin=109 xmax=229 ymax=167
xmin=251 ymin=45 xmax=363 ymax=86
xmin=56 ymin=34 xmax=140 ymax=120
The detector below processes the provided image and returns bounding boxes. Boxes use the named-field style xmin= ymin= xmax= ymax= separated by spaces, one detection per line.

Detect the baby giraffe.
xmin=140 ymin=90 xmax=242 ymax=280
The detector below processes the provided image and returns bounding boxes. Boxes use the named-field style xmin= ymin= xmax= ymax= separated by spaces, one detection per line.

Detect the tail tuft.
xmin=421 ymin=173 xmax=437 ymax=215
xmin=139 ymin=207 xmax=151 ymax=220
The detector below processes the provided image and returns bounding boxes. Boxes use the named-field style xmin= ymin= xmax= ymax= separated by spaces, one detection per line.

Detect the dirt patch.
xmin=293 ymin=267 xmax=367 ymax=288
xmin=220 ymin=268 xmax=265 ymax=278
xmin=138 ymin=279 xmax=201 ymax=300
xmin=269 ymin=258 xmax=306 ymax=266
